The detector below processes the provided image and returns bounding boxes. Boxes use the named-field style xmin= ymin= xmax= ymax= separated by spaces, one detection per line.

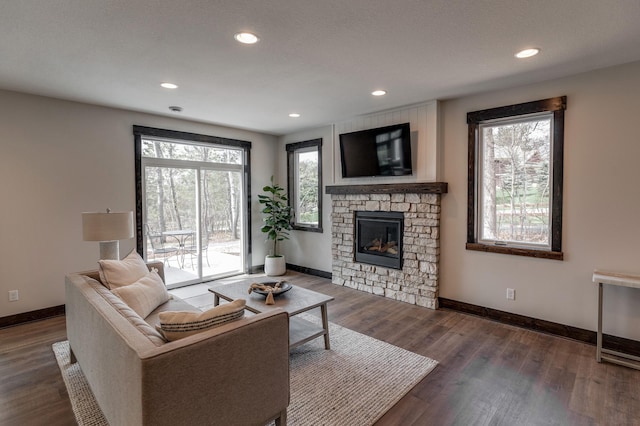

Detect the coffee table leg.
xmin=214 ymin=294 xmax=220 ymax=306
xmin=321 ymin=303 xmax=330 ymax=350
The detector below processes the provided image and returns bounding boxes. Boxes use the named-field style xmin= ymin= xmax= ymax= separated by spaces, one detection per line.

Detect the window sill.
xmin=466 ymin=242 xmax=563 ymax=260
xmin=292 ymin=225 xmax=323 ymax=233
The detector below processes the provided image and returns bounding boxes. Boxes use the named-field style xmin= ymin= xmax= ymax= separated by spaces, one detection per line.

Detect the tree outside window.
xmin=480 ymin=115 xmax=551 ymax=246
xmin=467 ymin=97 xmax=566 ymax=260
xmin=141 ymin=139 xmax=243 ymax=242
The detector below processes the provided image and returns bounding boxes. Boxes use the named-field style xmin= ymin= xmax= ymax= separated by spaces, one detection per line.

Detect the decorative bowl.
xmin=250 ymin=281 xmax=292 ymax=297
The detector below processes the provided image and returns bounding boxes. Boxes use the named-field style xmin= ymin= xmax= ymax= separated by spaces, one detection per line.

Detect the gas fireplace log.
xmin=366 ymin=238 xmax=383 ymax=251
xmin=364 ymin=239 xmax=397 ymax=253
xmin=379 ymin=241 xmax=397 ymax=253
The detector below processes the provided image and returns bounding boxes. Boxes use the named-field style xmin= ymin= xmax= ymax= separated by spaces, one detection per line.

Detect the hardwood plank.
xmin=603 ymin=356 xmax=640 ymax=425
xmin=569 ymin=343 xmax=606 ymax=423
xmin=411 ymin=321 xmax=515 ymax=425
xmin=0 ymin=316 xmax=75 ymax=426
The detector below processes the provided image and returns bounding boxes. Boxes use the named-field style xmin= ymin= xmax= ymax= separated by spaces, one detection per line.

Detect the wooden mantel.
xmin=325 ymin=182 xmax=448 ymax=195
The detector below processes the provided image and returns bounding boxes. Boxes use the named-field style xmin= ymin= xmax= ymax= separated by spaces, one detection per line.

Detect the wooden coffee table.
xmin=208 ymin=278 xmax=334 ymax=350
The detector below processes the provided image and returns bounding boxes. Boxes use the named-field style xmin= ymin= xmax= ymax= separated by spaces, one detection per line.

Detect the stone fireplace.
xmin=327 ymin=183 xmax=447 ymax=309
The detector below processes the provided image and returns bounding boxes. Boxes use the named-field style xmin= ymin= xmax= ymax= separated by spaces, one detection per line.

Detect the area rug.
xmin=53 ymin=315 xmax=437 ymax=425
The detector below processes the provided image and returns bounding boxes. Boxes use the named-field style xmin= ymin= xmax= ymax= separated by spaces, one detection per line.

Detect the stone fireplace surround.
xmin=326 ymin=183 xmax=447 ymax=309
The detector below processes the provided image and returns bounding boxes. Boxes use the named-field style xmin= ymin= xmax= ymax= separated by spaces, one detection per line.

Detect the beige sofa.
xmin=65 ymin=262 xmax=289 ymax=426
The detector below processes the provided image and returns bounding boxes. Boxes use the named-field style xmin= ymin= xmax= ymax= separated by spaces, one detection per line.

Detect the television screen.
xmin=339 ymin=123 xmax=412 ymax=178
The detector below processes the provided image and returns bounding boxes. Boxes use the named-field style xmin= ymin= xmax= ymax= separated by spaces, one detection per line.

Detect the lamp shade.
xmin=82 ymin=211 xmax=134 ymax=241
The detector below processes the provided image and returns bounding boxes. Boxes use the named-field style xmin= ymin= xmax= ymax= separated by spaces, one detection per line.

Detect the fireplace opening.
xmin=355 ymin=211 xmax=403 ymax=269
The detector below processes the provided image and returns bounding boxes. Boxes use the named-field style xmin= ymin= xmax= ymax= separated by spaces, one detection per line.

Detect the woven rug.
xmin=53 ymin=315 xmax=437 ymax=425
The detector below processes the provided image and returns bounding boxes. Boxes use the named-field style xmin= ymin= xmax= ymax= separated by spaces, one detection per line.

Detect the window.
xmin=286 ymin=138 xmax=322 ymax=232
xmin=467 ymin=97 xmax=566 ymax=260
xmin=134 ymin=126 xmax=252 ymax=287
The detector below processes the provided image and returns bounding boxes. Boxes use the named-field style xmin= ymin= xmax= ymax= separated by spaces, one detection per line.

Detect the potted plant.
xmin=258 ymin=176 xmax=293 ymax=276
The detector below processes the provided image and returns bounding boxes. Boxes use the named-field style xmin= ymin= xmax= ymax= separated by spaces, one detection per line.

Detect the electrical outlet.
xmin=9 ymin=290 xmax=19 ymax=302
xmin=506 ymin=288 xmax=515 ymax=301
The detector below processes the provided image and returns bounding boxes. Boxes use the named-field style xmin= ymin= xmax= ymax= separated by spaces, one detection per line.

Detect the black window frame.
xmin=466 ymin=96 xmax=566 ymax=260
xmin=133 ymin=125 xmax=253 ymax=272
xmin=286 ymin=138 xmax=323 ymax=233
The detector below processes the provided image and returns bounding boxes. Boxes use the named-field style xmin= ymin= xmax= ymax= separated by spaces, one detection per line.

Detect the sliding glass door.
xmin=200 ymin=169 xmax=244 ymax=280
xmin=139 ymin=136 xmax=247 ymax=288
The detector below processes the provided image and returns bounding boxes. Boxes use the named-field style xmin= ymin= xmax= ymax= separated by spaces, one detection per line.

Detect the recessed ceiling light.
xmin=234 ymin=32 xmax=260 ymax=44
xmin=515 ymin=48 xmax=540 ymax=59
xmin=371 ymin=90 xmax=387 ymax=96
xmin=160 ymin=82 xmax=178 ymax=89
xmin=289 ymin=113 xmax=301 ymax=118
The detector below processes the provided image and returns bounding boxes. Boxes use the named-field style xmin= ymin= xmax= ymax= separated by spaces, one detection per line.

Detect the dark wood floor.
xmin=0 ymin=315 xmax=75 ymax=425
xmin=2 ymin=271 xmax=639 ymax=425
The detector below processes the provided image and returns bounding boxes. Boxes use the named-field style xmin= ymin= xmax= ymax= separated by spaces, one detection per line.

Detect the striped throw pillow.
xmin=158 ymin=299 xmax=246 ymax=341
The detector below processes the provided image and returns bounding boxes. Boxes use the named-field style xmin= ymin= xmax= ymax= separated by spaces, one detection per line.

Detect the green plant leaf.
xmin=260 ymin=176 xmax=293 ymax=255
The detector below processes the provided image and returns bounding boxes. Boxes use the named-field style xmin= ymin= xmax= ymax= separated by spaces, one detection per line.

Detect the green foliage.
xmin=296 ymin=154 xmax=319 ymax=224
xmin=258 ymin=176 xmax=292 ymax=256
xmin=299 ymin=211 xmax=318 ymax=223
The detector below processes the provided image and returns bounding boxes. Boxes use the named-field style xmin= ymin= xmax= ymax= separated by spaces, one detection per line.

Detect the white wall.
xmin=277 ymin=125 xmax=334 ymax=273
xmin=440 ymin=60 xmax=640 ymax=340
xmin=0 ymin=89 xmax=278 ymax=317
xmin=332 ymin=101 xmax=442 ymax=184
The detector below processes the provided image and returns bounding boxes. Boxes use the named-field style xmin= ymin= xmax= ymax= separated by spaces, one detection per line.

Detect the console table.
xmin=592 ymin=270 xmax=640 ymax=370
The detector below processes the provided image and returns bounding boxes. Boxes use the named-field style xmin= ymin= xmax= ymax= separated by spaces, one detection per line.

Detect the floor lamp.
xmin=82 ymin=209 xmax=134 ymax=260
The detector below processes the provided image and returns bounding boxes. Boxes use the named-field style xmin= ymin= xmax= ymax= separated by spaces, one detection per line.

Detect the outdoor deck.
xmin=149 ymin=239 xmax=243 ymax=286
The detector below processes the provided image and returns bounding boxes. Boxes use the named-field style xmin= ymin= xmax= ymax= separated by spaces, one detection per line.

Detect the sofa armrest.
xmin=65 ymin=273 xmax=155 ymax=425
xmin=139 ymin=310 xmax=290 ymax=426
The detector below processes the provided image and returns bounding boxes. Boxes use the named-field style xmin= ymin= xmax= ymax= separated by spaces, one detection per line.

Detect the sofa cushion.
xmin=98 ymin=250 xmax=149 ymax=289
xmin=158 ymin=299 xmax=246 ymax=341
xmin=144 ymin=297 xmax=200 ymax=327
xmin=111 ymin=269 xmax=170 ymax=318
xmin=85 ymin=277 xmax=166 ymax=346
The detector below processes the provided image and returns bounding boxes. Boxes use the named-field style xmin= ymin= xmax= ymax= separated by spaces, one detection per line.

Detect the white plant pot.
xmin=264 ymin=255 xmax=286 ymax=276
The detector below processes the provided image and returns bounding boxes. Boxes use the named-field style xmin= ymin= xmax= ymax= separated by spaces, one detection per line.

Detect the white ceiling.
xmin=2 ymin=1 xmax=640 ymax=135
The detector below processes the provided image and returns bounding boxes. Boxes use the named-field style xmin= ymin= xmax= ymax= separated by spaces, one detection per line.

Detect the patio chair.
xmin=183 ymin=232 xmax=211 ymax=269
xmin=145 ymin=224 xmax=179 ymax=267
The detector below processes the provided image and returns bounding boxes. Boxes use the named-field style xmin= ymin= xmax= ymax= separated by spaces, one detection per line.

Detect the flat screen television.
xmin=339 ymin=122 xmax=413 ymax=178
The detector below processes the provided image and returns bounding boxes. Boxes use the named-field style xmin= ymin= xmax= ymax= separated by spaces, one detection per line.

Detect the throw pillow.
xmin=111 ymin=269 xmax=170 ymax=318
xmin=98 ymin=249 xmax=149 ymax=289
xmin=158 ymin=299 xmax=246 ymax=341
